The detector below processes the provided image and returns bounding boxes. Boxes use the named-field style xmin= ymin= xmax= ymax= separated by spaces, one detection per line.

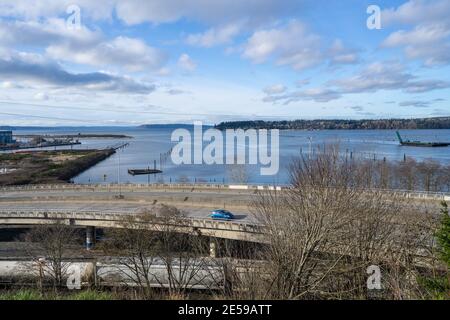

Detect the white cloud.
xmin=381 ymin=1 xmax=450 ymax=66
xmin=263 ymin=87 xmax=341 ymax=104
xmin=156 ymin=67 xmax=171 ymax=76
xmin=47 ymin=36 xmax=167 ymax=72
xmin=1 ymin=81 xmax=26 ymax=89
xmin=383 ymin=23 xmax=450 ymax=47
xmin=186 ymin=22 xmax=243 ymax=47
xmin=34 ymin=92 xmax=49 ymax=101
xmin=332 ymin=62 xmax=409 ymax=93
xmin=382 ymin=0 xmax=450 ymax=26
xmin=115 ymin=0 xmax=302 ymax=25
xmin=178 ymin=53 xmax=197 ymax=72
xmin=398 ymin=100 xmax=431 ymax=108
xmin=263 ymin=84 xmax=286 ymax=95
xmin=166 ymin=89 xmax=188 ymax=95
xmin=242 ymin=21 xmax=358 ymax=71
xmin=296 ymin=79 xmax=310 ymax=87
xmin=0 ymin=18 xmax=100 ymax=47
xmin=382 ymin=23 xmax=450 ymax=66
xmin=0 ymin=19 xmax=167 ymax=72
xmin=328 ymin=39 xmax=359 ymax=65
xmin=0 ymin=0 xmax=305 ymax=29
xmin=242 ymin=20 xmax=323 ymax=71
xmin=0 ymin=0 xmax=115 ymax=21
xmin=0 ymin=0 xmax=303 ymax=26
xmin=349 ymin=105 xmax=364 ymax=112
xmin=0 ymin=51 xmax=155 ymax=94
xmin=332 ymin=61 xmax=450 ymax=94
xmin=262 ymin=61 xmax=450 ymax=105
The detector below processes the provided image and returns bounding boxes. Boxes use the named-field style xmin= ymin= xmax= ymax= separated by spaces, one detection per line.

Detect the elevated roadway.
xmin=0 ymin=183 xmax=447 ymax=247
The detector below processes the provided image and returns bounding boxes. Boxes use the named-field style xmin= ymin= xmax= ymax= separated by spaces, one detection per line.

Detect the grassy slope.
xmin=0 ymin=149 xmax=115 ymax=186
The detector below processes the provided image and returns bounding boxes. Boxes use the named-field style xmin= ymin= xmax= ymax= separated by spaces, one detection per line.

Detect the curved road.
xmin=0 ymin=185 xmax=256 ymax=223
xmin=0 ymin=184 xmax=445 ymax=227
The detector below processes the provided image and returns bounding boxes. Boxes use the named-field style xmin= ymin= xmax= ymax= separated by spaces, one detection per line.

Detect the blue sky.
xmin=0 ymin=0 xmax=449 ymax=125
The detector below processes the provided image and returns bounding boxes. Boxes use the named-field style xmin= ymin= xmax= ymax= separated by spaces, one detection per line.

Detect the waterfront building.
xmin=0 ymin=130 xmax=13 ymax=145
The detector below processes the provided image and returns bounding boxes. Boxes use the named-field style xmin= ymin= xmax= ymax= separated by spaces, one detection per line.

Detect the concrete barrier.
xmin=0 ymin=183 xmax=448 ymax=201
xmin=229 ymin=185 xmax=249 ymax=190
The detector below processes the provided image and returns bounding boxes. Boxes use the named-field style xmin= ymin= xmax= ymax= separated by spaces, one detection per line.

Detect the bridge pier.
xmin=86 ymin=226 xmax=96 ymax=250
xmin=209 ymin=239 xmax=217 ymax=258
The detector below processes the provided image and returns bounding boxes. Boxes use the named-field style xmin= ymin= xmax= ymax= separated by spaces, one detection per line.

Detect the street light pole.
xmin=308 ymin=136 xmax=313 ymax=159
xmin=117 ymin=147 xmax=122 ymax=197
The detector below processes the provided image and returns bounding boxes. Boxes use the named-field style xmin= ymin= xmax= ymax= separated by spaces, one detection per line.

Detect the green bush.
xmin=0 ymin=289 xmax=116 ymax=300
xmin=0 ymin=289 xmax=43 ymax=300
xmin=0 ymin=154 xmax=30 ymax=161
xmin=67 ymin=290 xmax=115 ymax=300
xmin=418 ymin=202 xmax=450 ymax=299
xmin=436 ymin=202 xmax=450 ymax=266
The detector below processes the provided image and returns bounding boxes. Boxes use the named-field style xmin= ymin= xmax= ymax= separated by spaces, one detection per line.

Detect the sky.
xmin=0 ymin=0 xmax=449 ymax=126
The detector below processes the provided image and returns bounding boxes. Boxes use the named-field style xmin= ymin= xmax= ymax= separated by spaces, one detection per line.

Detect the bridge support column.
xmin=209 ymin=239 xmax=217 ymax=258
xmin=86 ymin=226 xmax=96 ymax=250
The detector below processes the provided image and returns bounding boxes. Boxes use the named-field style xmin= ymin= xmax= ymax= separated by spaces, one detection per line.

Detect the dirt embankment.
xmin=0 ymin=149 xmax=115 ymax=185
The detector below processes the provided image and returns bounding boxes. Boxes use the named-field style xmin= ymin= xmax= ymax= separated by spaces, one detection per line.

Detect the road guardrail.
xmin=1 ymin=183 xmax=448 ymax=201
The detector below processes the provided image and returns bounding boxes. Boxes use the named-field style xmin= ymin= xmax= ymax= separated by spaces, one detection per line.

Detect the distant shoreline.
xmin=215 ymin=117 xmax=450 ymax=130
xmin=13 ymin=134 xmax=132 ymax=139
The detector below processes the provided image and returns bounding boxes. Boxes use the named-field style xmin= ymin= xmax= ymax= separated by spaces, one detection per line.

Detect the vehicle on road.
xmin=210 ymin=209 xmax=235 ymax=220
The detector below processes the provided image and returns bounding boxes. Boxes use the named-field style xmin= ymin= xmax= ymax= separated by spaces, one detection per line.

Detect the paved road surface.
xmin=0 ymin=200 xmax=253 ymax=222
xmin=0 ymin=188 xmax=255 ymax=203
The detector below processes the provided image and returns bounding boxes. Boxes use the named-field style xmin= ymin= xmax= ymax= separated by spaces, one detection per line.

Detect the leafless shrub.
xmin=417 ymin=159 xmax=441 ymax=192
xmin=102 ymin=204 xmax=217 ymax=299
xmin=101 ymin=213 xmax=160 ymax=299
xmin=150 ymin=205 xmax=214 ymax=298
xmin=22 ymin=222 xmax=78 ymax=291
xmin=246 ymin=145 xmax=439 ymax=299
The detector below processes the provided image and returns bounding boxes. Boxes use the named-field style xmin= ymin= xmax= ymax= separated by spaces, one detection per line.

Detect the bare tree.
xmin=417 ymin=159 xmax=441 ymax=192
xmin=247 ymin=145 xmax=438 ymax=299
xmin=23 ymin=222 xmax=78 ymax=291
xmin=439 ymin=165 xmax=450 ymax=192
xmin=102 ymin=213 xmax=159 ymax=299
xmin=250 ymin=146 xmax=366 ymax=299
xmin=151 ymin=204 xmax=213 ymax=299
xmin=102 ymin=204 xmax=217 ymax=299
xmin=397 ymin=158 xmax=418 ymax=191
xmin=376 ymin=159 xmax=392 ymax=189
xmin=380 ymin=203 xmax=439 ymax=299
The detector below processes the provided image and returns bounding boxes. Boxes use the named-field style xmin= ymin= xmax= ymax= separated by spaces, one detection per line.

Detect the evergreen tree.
xmin=436 ymin=201 xmax=450 ymax=266
xmin=419 ymin=201 xmax=450 ymax=299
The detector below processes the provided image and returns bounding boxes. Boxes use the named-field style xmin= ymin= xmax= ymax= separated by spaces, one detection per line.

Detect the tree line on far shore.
xmin=215 ymin=117 xmax=450 ymax=130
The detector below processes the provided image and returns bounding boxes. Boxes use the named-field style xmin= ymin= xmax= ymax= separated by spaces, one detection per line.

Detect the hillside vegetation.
xmin=215 ymin=117 xmax=450 ymax=130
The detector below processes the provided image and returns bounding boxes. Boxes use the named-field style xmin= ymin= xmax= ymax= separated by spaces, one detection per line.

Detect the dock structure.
xmin=396 ymin=131 xmax=450 ymax=147
xmin=128 ymin=168 xmax=162 ymax=175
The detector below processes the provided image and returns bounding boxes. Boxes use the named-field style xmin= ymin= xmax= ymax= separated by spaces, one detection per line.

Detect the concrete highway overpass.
xmin=0 ymin=184 xmax=270 ymax=251
xmin=0 ymin=183 xmax=448 ymax=250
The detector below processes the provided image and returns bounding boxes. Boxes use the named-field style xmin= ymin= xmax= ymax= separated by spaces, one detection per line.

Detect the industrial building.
xmin=0 ymin=130 xmax=14 ymax=145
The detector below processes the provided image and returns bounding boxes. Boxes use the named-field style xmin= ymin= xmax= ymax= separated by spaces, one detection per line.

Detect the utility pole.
xmin=308 ymin=137 xmax=313 ymax=159
xmin=117 ymin=147 xmax=122 ymax=197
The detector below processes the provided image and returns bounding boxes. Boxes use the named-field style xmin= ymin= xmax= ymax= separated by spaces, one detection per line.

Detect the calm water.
xmin=8 ymin=127 xmax=450 ymax=185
